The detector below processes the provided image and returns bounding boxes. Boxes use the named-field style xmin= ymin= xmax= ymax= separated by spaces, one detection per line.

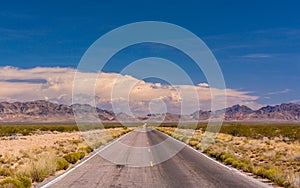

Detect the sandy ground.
xmin=0 ymin=132 xmax=81 ymax=156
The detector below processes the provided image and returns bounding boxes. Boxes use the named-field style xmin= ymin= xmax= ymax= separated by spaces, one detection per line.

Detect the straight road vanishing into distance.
xmin=39 ymin=128 xmax=270 ymax=188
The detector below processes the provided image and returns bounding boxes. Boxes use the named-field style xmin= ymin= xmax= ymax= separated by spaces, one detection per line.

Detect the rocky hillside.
xmin=249 ymin=103 xmax=300 ymax=121
xmin=0 ymin=100 xmax=115 ymax=122
xmin=192 ymin=103 xmax=300 ymax=121
xmin=0 ymin=100 xmax=299 ymax=122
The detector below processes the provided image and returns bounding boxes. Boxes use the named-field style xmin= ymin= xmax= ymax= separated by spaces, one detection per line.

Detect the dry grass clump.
xmin=17 ymin=151 xmax=57 ymax=182
xmin=157 ymin=127 xmax=300 ymax=188
xmin=82 ymin=127 xmax=131 ymax=149
xmin=0 ymin=127 xmax=131 ymax=187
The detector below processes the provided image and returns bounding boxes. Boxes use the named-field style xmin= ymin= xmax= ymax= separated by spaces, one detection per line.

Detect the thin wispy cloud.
xmin=240 ymin=54 xmax=273 ymax=59
xmin=267 ymin=89 xmax=291 ymax=95
xmin=289 ymin=99 xmax=300 ymax=103
xmin=210 ymin=45 xmax=253 ymax=53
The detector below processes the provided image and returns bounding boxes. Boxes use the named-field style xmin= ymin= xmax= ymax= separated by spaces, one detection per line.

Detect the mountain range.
xmin=0 ymin=100 xmax=299 ymax=123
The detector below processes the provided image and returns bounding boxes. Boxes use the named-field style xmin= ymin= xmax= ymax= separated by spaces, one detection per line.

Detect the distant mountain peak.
xmin=226 ymin=104 xmax=253 ymax=113
xmin=0 ymin=101 xmax=299 ymax=122
xmin=194 ymin=103 xmax=300 ymax=121
xmin=0 ymin=100 xmax=115 ymax=123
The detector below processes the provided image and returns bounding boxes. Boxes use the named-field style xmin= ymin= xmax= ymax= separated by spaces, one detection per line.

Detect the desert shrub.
xmin=56 ymin=158 xmax=70 ymax=171
xmin=0 ymin=125 xmax=79 ymax=137
xmin=0 ymin=176 xmax=31 ymax=188
xmin=195 ymin=143 xmax=201 ymax=150
xmin=274 ymin=177 xmax=287 ymax=187
xmin=182 ymin=136 xmax=189 ymax=143
xmin=157 ymin=123 xmax=300 ymax=140
xmin=0 ymin=177 xmax=23 ymax=188
xmin=78 ymin=146 xmax=93 ymax=154
xmin=241 ymin=163 xmax=252 ymax=172
xmin=63 ymin=152 xmax=85 ymax=164
xmin=206 ymin=150 xmax=216 ymax=157
xmin=265 ymin=168 xmax=276 ymax=180
xmin=228 ymin=123 xmax=243 ymax=136
xmin=188 ymin=138 xmax=199 ymax=147
xmin=253 ymin=166 xmax=265 ymax=176
xmin=256 ymin=167 xmax=287 ymax=186
xmin=90 ymin=142 xmax=102 ymax=149
xmin=231 ymin=160 xmax=252 ymax=172
xmin=231 ymin=160 xmax=240 ymax=167
xmin=17 ymin=176 xmax=32 ymax=188
xmin=204 ymin=149 xmax=223 ymax=160
xmin=220 ymin=153 xmax=233 ymax=161
xmin=0 ymin=167 xmax=13 ymax=176
xmin=224 ymin=157 xmax=234 ymax=165
xmin=172 ymin=134 xmax=181 ymax=140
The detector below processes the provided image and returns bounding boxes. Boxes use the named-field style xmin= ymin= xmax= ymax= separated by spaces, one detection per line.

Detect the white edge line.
xmin=40 ymin=130 xmax=135 ymax=188
xmin=157 ymin=130 xmax=272 ymax=188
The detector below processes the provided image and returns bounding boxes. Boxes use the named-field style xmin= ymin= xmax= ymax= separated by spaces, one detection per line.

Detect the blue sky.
xmin=0 ymin=0 xmax=300 ymax=106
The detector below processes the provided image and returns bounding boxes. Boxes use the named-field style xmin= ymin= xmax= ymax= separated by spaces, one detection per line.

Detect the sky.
xmin=0 ymin=1 xmax=299 ymax=114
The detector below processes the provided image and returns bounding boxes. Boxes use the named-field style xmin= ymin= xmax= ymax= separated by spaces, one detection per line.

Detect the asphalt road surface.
xmin=40 ymin=128 xmax=270 ymax=188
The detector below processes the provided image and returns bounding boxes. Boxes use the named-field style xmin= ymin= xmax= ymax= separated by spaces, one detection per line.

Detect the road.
xmin=40 ymin=128 xmax=269 ymax=188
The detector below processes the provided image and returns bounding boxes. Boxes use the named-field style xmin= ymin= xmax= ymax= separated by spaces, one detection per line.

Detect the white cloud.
xmin=198 ymin=83 xmax=209 ymax=88
xmin=0 ymin=66 xmax=263 ymax=114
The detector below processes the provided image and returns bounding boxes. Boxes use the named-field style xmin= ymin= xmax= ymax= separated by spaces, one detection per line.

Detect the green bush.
xmin=17 ymin=176 xmax=32 ymax=188
xmin=275 ymin=177 xmax=287 ymax=187
xmin=253 ymin=166 xmax=265 ymax=176
xmin=220 ymin=153 xmax=233 ymax=162
xmin=231 ymin=160 xmax=241 ymax=168
xmin=224 ymin=157 xmax=234 ymax=165
xmin=91 ymin=142 xmax=102 ymax=149
xmin=0 ymin=177 xmax=23 ymax=188
xmin=195 ymin=143 xmax=201 ymax=150
xmin=78 ymin=146 xmax=93 ymax=154
xmin=265 ymin=168 xmax=276 ymax=180
xmin=63 ymin=152 xmax=85 ymax=164
xmin=188 ymin=138 xmax=199 ymax=147
xmin=0 ymin=177 xmax=31 ymax=188
xmin=0 ymin=167 xmax=13 ymax=176
xmin=263 ymin=168 xmax=287 ymax=186
xmin=85 ymin=146 xmax=94 ymax=153
xmin=233 ymin=161 xmax=252 ymax=172
xmin=0 ymin=124 xmax=79 ymax=137
xmin=206 ymin=150 xmax=217 ymax=157
xmin=56 ymin=158 xmax=70 ymax=171
xmin=157 ymin=123 xmax=300 ymax=140
xmin=240 ymin=163 xmax=252 ymax=172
